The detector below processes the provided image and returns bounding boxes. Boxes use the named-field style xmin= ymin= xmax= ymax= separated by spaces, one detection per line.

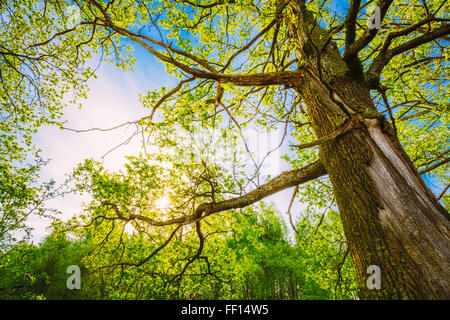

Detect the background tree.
xmin=0 ymin=230 xmax=94 ymax=299
xmin=0 ymin=0 xmax=100 ymax=248
xmin=0 ymin=0 xmax=449 ymax=299
xmin=0 ymin=205 xmax=357 ymax=300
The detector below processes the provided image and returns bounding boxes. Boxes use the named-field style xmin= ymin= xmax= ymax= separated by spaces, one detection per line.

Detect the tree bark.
xmin=305 ymin=89 xmax=450 ymax=299
xmin=290 ymin=5 xmax=450 ymax=299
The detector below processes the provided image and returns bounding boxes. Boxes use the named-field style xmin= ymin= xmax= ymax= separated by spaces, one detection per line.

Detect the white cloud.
xmin=29 ymin=62 xmax=166 ymax=241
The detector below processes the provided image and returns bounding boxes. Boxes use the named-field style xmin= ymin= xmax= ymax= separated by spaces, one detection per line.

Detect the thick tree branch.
xmin=292 ymin=117 xmax=360 ymax=150
xmin=122 ymin=28 xmax=305 ymax=86
xmin=89 ymin=0 xmax=303 ymax=87
xmin=419 ymin=158 xmax=450 ymax=175
xmin=343 ymin=0 xmax=394 ymax=75
xmin=103 ymin=160 xmax=326 ymax=227
xmin=366 ymin=23 xmax=450 ymax=88
xmin=385 ymin=24 xmax=450 ymax=59
xmin=178 ymin=0 xmax=236 ymax=9
xmin=345 ymin=0 xmax=394 ymax=56
xmin=195 ymin=160 xmax=327 ymax=217
xmin=344 ymin=0 xmax=362 ymax=50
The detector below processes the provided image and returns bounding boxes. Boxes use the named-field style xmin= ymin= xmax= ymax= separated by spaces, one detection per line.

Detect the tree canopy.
xmin=0 ymin=0 xmax=448 ymax=299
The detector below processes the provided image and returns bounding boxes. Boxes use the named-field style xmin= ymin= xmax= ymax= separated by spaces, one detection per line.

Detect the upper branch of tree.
xmin=343 ymin=0 xmax=394 ymax=75
xmin=177 ymin=0 xmax=236 ymax=9
xmin=121 ymin=28 xmax=305 ymax=86
xmin=88 ymin=0 xmax=302 ymax=87
xmin=344 ymin=0 xmax=362 ymax=50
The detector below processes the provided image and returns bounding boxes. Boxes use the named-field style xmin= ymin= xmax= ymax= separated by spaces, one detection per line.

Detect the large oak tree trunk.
xmin=304 ymin=85 xmax=450 ymax=299
xmin=289 ymin=5 xmax=450 ymax=299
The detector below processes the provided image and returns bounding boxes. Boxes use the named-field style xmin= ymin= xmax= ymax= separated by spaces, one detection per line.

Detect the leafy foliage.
xmin=0 ymin=0 xmax=448 ymax=300
xmin=0 ymin=204 xmax=357 ymax=300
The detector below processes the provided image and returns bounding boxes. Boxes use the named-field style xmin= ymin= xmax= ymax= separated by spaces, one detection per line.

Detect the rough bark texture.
xmin=289 ymin=4 xmax=450 ymax=299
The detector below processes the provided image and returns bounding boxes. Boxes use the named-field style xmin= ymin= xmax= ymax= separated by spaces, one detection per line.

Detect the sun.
xmin=154 ymin=194 xmax=171 ymax=211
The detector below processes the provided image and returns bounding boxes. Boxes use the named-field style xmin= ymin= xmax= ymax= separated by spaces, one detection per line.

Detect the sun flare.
xmin=154 ymin=194 xmax=171 ymax=211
